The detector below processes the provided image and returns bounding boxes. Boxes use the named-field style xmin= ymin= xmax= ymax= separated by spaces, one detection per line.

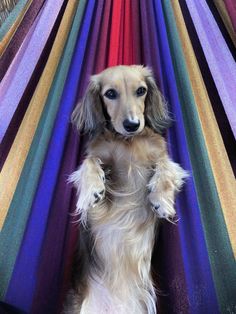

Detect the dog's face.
xmin=72 ymin=65 xmax=170 ymax=136
xmin=97 ymin=66 xmax=147 ymax=136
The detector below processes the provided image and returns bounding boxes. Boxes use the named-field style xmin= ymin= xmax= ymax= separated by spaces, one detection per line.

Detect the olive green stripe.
xmin=0 ymin=0 xmax=28 ymax=39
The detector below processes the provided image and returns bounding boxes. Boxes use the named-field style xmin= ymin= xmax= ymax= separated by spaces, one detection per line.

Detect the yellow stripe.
xmin=171 ymin=0 xmax=236 ymax=257
xmin=213 ymin=0 xmax=236 ymax=47
xmin=0 ymin=0 xmax=33 ymax=56
xmin=0 ymin=0 xmax=77 ymax=229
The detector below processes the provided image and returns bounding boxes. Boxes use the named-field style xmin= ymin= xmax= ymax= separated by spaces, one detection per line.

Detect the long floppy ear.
xmin=142 ymin=67 xmax=171 ymax=133
xmin=71 ymin=75 xmax=105 ymax=134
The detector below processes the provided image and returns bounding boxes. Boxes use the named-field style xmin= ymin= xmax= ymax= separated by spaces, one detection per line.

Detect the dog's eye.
xmin=136 ymin=87 xmax=147 ymax=97
xmin=104 ymin=89 xmax=118 ymax=100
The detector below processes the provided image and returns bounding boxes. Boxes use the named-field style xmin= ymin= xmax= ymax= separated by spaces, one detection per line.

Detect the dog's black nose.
xmin=123 ymin=119 xmax=140 ymax=132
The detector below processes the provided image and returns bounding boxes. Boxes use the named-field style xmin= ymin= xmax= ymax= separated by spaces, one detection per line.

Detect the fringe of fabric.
xmin=0 ymin=0 xmax=18 ymax=26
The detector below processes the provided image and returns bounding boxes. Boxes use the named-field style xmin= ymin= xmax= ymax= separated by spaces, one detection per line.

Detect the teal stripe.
xmin=162 ymin=0 xmax=236 ymax=312
xmin=0 ymin=0 xmax=87 ymax=299
xmin=0 ymin=0 xmax=29 ymax=40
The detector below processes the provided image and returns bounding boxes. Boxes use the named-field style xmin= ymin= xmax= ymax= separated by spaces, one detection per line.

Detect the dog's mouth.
xmin=118 ymin=129 xmax=143 ymax=138
xmin=124 ymin=131 xmax=140 ymax=137
xmin=106 ymin=119 xmax=144 ymax=137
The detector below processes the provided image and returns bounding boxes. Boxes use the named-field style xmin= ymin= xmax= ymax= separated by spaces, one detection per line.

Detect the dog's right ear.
xmin=71 ymin=75 xmax=105 ymax=134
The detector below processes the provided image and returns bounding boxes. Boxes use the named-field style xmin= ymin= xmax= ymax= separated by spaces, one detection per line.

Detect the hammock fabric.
xmin=0 ymin=1 xmax=236 ymax=313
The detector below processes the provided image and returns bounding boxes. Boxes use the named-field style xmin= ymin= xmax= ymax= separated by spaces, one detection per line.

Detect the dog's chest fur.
xmin=85 ymin=129 xmax=164 ymax=292
xmin=89 ymin=129 xmax=163 ymax=207
xmin=89 ymin=128 xmax=165 ymax=208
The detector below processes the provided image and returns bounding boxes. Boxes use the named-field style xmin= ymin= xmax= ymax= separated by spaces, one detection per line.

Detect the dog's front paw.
xmin=147 ymin=161 xmax=188 ymax=220
xmin=69 ymin=160 xmax=106 ymax=214
xmin=147 ymin=172 xmax=176 ymax=220
xmin=77 ymin=172 xmax=105 ymax=210
xmin=88 ymin=184 xmax=106 ymax=208
xmin=71 ymin=171 xmax=105 ymax=225
xmin=148 ymin=190 xmax=176 ymax=219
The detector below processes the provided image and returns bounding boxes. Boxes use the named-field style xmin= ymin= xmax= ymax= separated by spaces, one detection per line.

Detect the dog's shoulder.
xmin=86 ymin=131 xmax=115 ymax=161
xmin=137 ymin=127 xmax=167 ymax=151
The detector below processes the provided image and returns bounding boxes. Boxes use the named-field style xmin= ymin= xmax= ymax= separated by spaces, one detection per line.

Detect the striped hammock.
xmin=0 ymin=0 xmax=236 ymax=313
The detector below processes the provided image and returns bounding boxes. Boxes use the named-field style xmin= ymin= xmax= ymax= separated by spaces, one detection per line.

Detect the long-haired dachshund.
xmin=65 ymin=65 xmax=188 ymax=314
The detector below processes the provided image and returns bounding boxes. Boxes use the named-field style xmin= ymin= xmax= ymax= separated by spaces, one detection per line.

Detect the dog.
xmin=64 ymin=65 xmax=188 ymax=314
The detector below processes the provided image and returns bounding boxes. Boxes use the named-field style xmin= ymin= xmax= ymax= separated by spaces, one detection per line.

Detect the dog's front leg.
xmin=147 ymin=158 xmax=188 ymax=220
xmin=69 ymin=157 xmax=105 ymax=224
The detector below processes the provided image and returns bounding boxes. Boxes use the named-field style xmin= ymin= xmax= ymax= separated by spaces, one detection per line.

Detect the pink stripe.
xmin=0 ymin=0 xmax=64 ymax=142
xmin=186 ymin=0 xmax=236 ymax=139
xmin=224 ymin=0 xmax=236 ymax=32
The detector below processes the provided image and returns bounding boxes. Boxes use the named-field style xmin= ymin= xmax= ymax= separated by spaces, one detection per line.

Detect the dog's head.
xmin=72 ymin=65 xmax=170 ymax=137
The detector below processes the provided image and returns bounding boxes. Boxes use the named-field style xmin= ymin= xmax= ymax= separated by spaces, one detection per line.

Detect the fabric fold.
xmin=213 ymin=0 xmax=236 ymax=47
xmin=163 ymin=1 xmax=236 ymax=312
xmin=29 ymin=1 xmax=98 ymax=312
xmin=0 ymin=0 xmax=65 ymax=229
xmin=224 ymin=0 xmax=236 ymax=32
xmin=144 ymin=1 xmax=219 ymax=312
xmin=0 ymin=0 xmax=28 ymax=40
xmin=185 ymin=0 xmax=236 ymax=139
xmin=0 ymin=0 xmax=33 ymax=56
xmin=0 ymin=0 xmax=64 ymax=143
xmin=172 ymin=0 xmax=236 ymax=257
xmin=0 ymin=0 xmax=45 ymax=81
xmin=0 ymin=0 xmax=74 ymax=299
xmin=108 ymin=0 xmax=123 ymax=66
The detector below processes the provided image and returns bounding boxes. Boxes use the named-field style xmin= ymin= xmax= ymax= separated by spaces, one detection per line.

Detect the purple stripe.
xmin=0 ymin=0 xmax=45 ymax=82
xmin=0 ymin=3 xmax=66 ymax=170
xmin=3 ymin=1 xmax=97 ymax=312
xmin=0 ymin=10 xmax=38 ymax=98
xmin=139 ymin=1 xmax=189 ymax=312
xmin=153 ymin=0 xmax=219 ymax=312
xmin=0 ymin=0 xmax=64 ymax=142
xmin=185 ymin=0 xmax=236 ymax=139
xmin=31 ymin=1 xmax=103 ymax=312
xmin=139 ymin=0 xmax=162 ymax=87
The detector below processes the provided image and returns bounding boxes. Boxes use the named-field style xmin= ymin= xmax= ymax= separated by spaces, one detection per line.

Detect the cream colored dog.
xmin=65 ymin=65 xmax=188 ymax=314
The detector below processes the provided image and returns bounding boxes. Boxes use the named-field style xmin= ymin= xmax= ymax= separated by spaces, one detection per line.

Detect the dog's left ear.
xmin=142 ymin=67 xmax=171 ymax=133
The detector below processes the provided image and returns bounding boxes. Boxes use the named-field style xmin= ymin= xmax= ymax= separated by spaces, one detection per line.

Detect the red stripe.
xmin=108 ymin=0 xmax=123 ymax=66
xmin=118 ymin=2 xmax=125 ymax=64
xmin=98 ymin=0 xmax=140 ymax=69
xmin=123 ymin=0 xmax=133 ymax=64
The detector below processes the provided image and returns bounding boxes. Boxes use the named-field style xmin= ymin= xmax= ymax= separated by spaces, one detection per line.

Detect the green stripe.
xmin=0 ymin=0 xmax=28 ymax=40
xmin=0 ymin=0 xmax=87 ymax=299
xmin=162 ymin=0 xmax=236 ymax=312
